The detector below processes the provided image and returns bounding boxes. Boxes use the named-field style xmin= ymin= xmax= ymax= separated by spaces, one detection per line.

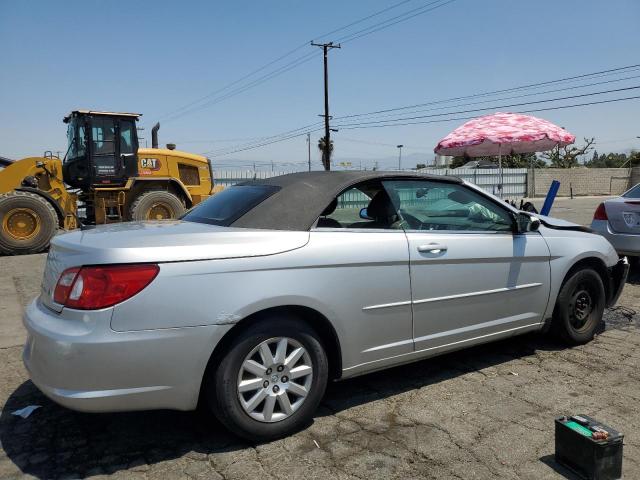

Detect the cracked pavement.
xmin=1 ymin=247 xmax=640 ymax=479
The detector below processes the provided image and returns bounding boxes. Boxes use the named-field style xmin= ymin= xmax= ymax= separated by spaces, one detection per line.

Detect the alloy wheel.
xmin=236 ymin=337 xmax=313 ymax=423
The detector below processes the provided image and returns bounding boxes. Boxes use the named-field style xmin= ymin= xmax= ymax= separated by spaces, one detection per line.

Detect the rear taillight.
xmin=53 ymin=264 xmax=159 ymax=310
xmin=593 ymin=203 xmax=608 ymax=221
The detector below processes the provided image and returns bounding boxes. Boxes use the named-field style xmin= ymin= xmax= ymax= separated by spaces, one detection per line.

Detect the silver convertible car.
xmin=24 ymin=171 xmax=628 ymax=440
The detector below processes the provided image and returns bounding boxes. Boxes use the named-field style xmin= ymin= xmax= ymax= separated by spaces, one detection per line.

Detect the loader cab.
xmin=62 ymin=110 xmax=140 ymax=189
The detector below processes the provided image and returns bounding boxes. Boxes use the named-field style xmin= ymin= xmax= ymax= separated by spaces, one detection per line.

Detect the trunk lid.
xmin=604 ymin=197 xmax=640 ymax=234
xmin=40 ymin=221 xmax=309 ymax=313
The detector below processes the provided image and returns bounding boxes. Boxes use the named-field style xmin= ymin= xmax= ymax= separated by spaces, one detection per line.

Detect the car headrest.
xmin=367 ymin=189 xmax=398 ymax=220
xmin=320 ymin=198 xmax=338 ymax=216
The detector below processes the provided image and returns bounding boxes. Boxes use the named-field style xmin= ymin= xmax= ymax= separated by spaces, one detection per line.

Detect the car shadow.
xmin=0 ymin=327 xmax=627 ymax=479
xmin=0 ymin=331 xmax=570 ymax=479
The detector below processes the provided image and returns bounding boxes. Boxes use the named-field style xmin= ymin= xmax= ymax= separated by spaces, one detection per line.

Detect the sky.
xmin=1 ymin=0 xmax=639 ymax=171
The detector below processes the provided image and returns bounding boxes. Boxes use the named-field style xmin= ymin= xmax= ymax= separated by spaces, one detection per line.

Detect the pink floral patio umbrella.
xmin=434 ymin=112 xmax=575 ymax=157
xmin=434 ymin=112 xmax=575 ymax=197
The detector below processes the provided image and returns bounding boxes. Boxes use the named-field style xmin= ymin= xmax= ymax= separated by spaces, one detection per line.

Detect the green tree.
xmin=585 ymin=152 xmax=628 ymax=168
xmin=317 ymin=136 xmax=334 ymax=171
xmin=416 ymin=163 xmax=427 ymax=170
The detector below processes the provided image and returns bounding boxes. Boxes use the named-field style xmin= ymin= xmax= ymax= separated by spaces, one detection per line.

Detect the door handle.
xmin=417 ymin=243 xmax=447 ymax=254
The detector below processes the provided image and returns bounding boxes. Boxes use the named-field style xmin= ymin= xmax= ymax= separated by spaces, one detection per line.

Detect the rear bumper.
xmin=22 ymin=298 xmax=231 ymax=412
xmin=591 ymin=220 xmax=640 ymax=256
xmin=607 ymin=257 xmax=629 ymax=308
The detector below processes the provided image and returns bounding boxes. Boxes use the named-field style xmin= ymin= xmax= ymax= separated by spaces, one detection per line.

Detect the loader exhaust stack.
xmin=151 ymin=122 xmax=160 ymax=149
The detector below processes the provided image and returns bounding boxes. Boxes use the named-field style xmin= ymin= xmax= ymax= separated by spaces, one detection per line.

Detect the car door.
xmin=382 ymin=179 xmax=551 ymax=354
xmin=311 ymin=182 xmax=413 ymax=370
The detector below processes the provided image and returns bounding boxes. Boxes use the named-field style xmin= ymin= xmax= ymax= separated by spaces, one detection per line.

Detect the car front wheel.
xmin=552 ymin=268 xmax=605 ymax=345
xmin=207 ymin=315 xmax=328 ymax=441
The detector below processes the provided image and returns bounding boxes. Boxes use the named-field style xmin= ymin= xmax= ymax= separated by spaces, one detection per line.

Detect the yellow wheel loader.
xmin=0 ymin=110 xmax=214 ymax=255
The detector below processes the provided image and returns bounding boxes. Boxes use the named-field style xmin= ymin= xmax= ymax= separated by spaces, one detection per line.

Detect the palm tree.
xmin=317 ymin=136 xmax=334 ymax=171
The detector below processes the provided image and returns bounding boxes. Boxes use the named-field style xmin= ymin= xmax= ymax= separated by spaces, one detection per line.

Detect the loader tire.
xmin=0 ymin=191 xmax=59 ymax=255
xmin=129 ymin=190 xmax=185 ymax=221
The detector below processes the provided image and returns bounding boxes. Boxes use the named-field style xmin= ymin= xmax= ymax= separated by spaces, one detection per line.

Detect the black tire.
xmin=552 ymin=268 xmax=605 ymax=345
xmin=0 ymin=191 xmax=59 ymax=255
xmin=129 ymin=190 xmax=185 ymax=221
xmin=207 ymin=315 xmax=329 ymax=442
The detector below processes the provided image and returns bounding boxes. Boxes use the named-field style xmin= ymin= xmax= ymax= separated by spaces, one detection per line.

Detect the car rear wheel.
xmin=552 ymin=268 xmax=605 ymax=345
xmin=207 ymin=315 xmax=328 ymax=441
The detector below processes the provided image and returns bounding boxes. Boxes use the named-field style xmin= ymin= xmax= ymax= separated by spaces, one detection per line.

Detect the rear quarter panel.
xmin=110 ymin=230 xmax=413 ymax=372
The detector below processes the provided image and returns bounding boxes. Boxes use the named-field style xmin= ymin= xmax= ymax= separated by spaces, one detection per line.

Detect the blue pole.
xmin=540 ymin=180 xmax=560 ymax=216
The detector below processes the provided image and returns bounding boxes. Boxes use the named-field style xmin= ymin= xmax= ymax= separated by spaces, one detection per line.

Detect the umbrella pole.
xmin=498 ymin=144 xmax=503 ymax=199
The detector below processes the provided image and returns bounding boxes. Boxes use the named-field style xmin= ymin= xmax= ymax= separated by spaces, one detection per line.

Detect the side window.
xmin=119 ymin=120 xmax=135 ymax=154
xmin=315 ymin=182 xmax=402 ymax=229
xmin=316 ymin=187 xmax=372 ymax=228
xmin=92 ymin=117 xmax=116 ymax=155
xmin=382 ymin=180 xmax=514 ymax=232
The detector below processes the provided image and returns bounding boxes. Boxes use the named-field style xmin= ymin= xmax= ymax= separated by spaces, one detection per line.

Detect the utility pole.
xmin=311 ymin=41 xmax=340 ymax=171
xmin=307 ymin=133 xmax=311 ymax=172
xmin=397 ymin=145 xmax=404 ymax=170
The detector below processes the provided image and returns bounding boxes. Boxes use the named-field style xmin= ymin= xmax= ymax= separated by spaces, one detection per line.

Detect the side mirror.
xmin=516 ymin=212 xmax=540 ymax=233
xmin=529 ymin=217 xmax=541 ymax=231
xmin=359 ymin=207 xmax=372 ymax=220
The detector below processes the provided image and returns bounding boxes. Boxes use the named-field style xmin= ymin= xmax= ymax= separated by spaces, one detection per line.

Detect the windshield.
xmin=623 ymin=184 xmax=640 ymax=198
xmin=182 ymin=184 xmax=280 ymax=226
xmin=65 ymin=118 xmax=86 ymax=162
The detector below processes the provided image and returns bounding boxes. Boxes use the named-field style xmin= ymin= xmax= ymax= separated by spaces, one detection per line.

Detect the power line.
xmin=206 ymin=127 xmax=325 ymax=158
xmin=337 ymin=0 xmax=456 ymax=44
xmin=335 ymin=95 xmax=640 ymax=130
xmin=157 ymin=42 xmax=312 ymax=121
xmin=161 ymin=0 xmax=423 ymax=121
xmin=209 ymin=130 xmax=323 ymax=158
xmin=208 ymin=65 xmax=640 ymax=158
xmin=202 ymin=121 xmax=324 ymax=156
xmin=208 ymin=92 xmax=640 ymax=157
xmin=334 ymin=85 xmax=640 ymax=127
xmin=158 ymin=0 xmax=458 ymax=122
xmin=340 ymin=72 xmax=640 ymax=121
xmin=340 ymin=137 xmax=432 ymax=150
xmin=163 ymin=52 xmax=318 ymax=122
xmin=334 ymin=63 xmax=640 ymax=120
xmin=313 ymin=0 xmax=417 ymax=42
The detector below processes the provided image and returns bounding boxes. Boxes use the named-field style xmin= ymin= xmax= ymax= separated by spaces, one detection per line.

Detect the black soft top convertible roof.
xmin=231 ymin=171 xmax=462 ymax=231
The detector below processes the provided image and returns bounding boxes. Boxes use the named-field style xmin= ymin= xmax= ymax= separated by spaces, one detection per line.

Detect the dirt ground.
xmin=1 ymin=195 xmax=639 ymax=480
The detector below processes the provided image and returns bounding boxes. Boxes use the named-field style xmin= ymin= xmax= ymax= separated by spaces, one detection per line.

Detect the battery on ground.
xmin=555 ymin=414 xmax=623 ymax=480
